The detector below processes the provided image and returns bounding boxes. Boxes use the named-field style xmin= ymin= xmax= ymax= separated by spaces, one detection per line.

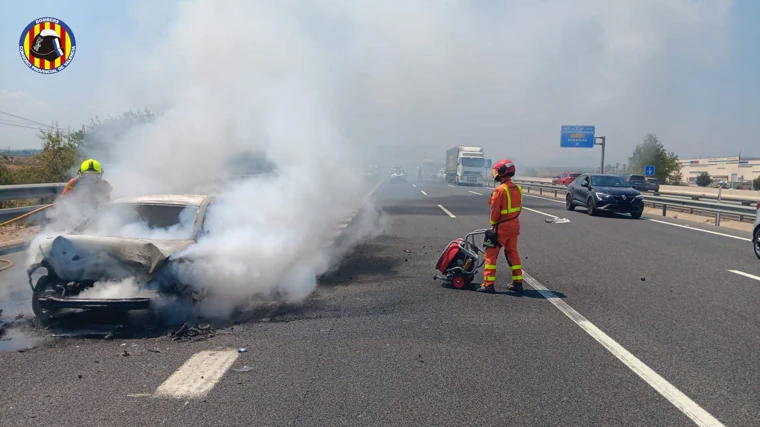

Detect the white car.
xmin=27 ymin=194 xmax=214 ymax=323
xmin=436 ymin=169 xmax=445 ymax=180
xmin=754 ymin=200 xmax=760 ymax=259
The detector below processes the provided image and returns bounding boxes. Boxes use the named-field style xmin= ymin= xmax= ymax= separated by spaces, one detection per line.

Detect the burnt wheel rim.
xmin=587 ymin=200 xmax=594 ymax=213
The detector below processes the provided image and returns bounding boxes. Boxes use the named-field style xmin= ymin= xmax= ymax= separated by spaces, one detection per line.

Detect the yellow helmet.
xmin=79 ymin=158 xmax=103 ymax=175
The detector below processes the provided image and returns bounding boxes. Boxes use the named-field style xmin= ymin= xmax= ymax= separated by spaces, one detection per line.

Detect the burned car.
xmin=27 ymin=194 xmax=214 ymax=324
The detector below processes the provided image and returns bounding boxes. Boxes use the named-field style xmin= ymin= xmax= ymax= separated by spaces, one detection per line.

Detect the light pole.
xmin=594 ymin=136 xmax=606 ymax=174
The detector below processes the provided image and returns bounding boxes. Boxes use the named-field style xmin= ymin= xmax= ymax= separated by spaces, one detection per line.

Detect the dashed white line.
xmin=448 ymin=184 xmax=455 ymax=188
xmin=337 ymin=223 xmax=348 ymax=228
xmin=154 ymin=349 xmax=239 ymax=399
xmin=437 ymin=205 xmax=456 ymax=218
xmin=420 ymin=190 xmax=428 ymax=196
xmin=468 ymin=191 xmax=483 ymax=196
xmin=412 ymin=184 xmax=417 ymax=188
xmin=728 ymin=269 xmax=760 ymax=282
xmin=523 ymin=272 xmax=725 ymax=427
xmin=522 ymin=206 xmax=558 ymax=218
xmin=645 ymin=219 xmax=751 ymax=242
xmin=523 ymin=193 xmax=565 ymax=204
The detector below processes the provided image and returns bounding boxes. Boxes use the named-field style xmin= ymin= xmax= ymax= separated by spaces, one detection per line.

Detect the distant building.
xmin=678 ymin=156 xmax=760 ymax=185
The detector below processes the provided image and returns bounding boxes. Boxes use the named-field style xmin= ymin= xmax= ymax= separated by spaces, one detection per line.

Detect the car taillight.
xmin=757 ymin=201 xmax=760 ymax=211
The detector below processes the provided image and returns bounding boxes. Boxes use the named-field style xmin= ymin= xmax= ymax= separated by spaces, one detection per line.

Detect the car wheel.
xmin=31 ymin=275 xmax=58 ymax=325
xmin=630 ymin=210 xmax=642 ymax=219
xmin=753 ymin=228 xmax=760 ymax=260
xmin=565 ymin=194 xmax=575 ymax=211
xmin=586 ymin=198 xmax=598 ymax=216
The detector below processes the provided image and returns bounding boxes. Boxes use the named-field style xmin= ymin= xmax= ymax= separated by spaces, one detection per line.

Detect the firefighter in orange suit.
xmin=476 ymin=159 xmax=524 ymax=294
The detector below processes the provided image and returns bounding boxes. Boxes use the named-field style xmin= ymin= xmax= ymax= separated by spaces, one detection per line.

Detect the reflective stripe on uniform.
xmin=485 ymin=276 xmax=496 ymax=282
xmin=490 ymin=220 xmax=497 ymax=225
xmin=485 ymin=264 xmax=497 ymax=270
xmin=511 ymin=265 xmax=521 ymax=270
xmin=499 ymin=184 xmax=523 ymax=215
xmin=512 ymin=275 xmax=523 ymax=281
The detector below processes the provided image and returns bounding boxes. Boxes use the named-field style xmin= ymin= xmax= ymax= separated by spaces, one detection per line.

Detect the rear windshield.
xmin=569 ymin=173 xmax=580 ymax=177
xmin=629 ymin=175 xmax=645 ymax=181
xmin=646 ymin=178 xmax=658 ymax=183
xmin=76 ymin=203 xmax=198 ymax=240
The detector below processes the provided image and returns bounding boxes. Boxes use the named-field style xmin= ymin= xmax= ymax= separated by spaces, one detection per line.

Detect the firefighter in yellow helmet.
xmin=61 ymin=158 xmax=112 ymax=208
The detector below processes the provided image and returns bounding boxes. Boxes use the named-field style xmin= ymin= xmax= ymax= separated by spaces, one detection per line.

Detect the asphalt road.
xmin=0 ymin=178 xmax=758 ymax=426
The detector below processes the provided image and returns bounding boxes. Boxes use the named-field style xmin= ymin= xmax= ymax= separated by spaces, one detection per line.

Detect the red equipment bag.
xmin=435 ymin=239 xmax=464 ymax=274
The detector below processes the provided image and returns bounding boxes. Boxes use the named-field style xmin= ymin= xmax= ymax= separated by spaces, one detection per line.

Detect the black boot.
xmin=507 ymin=282 xmax=523 ymax=294
xmin=474 ymin=284 xmax=495 ymax=294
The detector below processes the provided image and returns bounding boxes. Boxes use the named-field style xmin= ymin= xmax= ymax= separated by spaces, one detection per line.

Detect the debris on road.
xmin=232 ymin=365 xmax=253 ymax=372
xmin=127 ymin=393 xmax=153 ymax=398
xmin=122 ymin=350 xmax=130 ymax=357
xmin=238 ymin=347 xmax=247 ymax=353
xmin=14 ymin=313 xmax=23 ymax=320
xmin=171 ymin=322 xmax=216 ymax=342
xmin=545 ymin=217 xmax=571 ymax=224
xmin=148 ymin=348 xmax=162 ymax=354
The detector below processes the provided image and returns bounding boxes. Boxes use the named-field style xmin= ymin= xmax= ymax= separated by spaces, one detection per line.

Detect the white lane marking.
xmin=526 ymin=194 xmax=754 ymax=242
xmin=437 ymin=205 xmax=456 ymax=218
xmin=645 ymin=219 xmax=751 ymax=242
xmin=523 ymin=193 xmax=565 ymax=204
xmin=728 ymin=270 xmax=760 ymax=282
xmin=154 ymin=349 xmax=239 ymax=399
xmin=412 ymin=184 xmax=417 ymax=188
xmin=448 ymin=184 xmax=455 ymax=188
xmin=337 ymin=223 xmax=348 ymax=228
xmin=523 ymin=272 xmax=725 ymax=427
xmin=468 ymin=191 xmax=483 ymax=196
xmin=421 ymin=190 xmax=428 ymax=196
xmin=522 ymin=206 xmax=558 ymax=218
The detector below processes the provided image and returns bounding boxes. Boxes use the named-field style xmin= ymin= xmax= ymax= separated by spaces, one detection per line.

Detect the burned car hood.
xmin=34 ymin=235 xmax=194 ymax=282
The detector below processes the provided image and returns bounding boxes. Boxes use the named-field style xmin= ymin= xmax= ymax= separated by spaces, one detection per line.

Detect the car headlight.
xmin=635 ymin=195 xmax=644 ymax=200
xmin=594 ymin=192 xmax=611 ymax=199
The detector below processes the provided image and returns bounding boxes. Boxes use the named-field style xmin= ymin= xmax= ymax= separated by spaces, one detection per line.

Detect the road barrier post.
xmin=716 ymin=212 xmax=721 ymax=226
xmin=662 ymin=204 xmax=667 ymax=216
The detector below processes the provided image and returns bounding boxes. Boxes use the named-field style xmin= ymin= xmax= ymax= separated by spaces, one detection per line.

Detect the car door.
xmin=575 ymin=174 xmax=591 ymax=203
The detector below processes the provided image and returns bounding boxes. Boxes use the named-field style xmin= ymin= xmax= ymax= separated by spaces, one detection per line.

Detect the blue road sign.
xmin=645 ymin=165 xmax=655 ymax=176
xmin=485 ymin=159 xmax=492 ymax=169
xmin=560 ymin=125 xmax=595 ymax=148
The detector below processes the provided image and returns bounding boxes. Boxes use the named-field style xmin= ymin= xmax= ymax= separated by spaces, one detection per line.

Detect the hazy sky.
xmin=1 ymin=0 xmax=758 ymax=167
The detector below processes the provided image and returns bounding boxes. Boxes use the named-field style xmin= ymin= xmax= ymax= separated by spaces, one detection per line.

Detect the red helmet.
xmin=492 ymin=159 xmax=516 ymax=179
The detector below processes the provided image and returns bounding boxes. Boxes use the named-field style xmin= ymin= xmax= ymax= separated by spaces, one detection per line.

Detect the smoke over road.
xmin=16 ymin=0 xmax=735 ymax=320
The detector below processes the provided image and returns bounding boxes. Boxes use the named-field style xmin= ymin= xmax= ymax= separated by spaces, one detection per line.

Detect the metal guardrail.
xmin=511 ymin=180 xmax=757 ymax=225
xmin=514 ymin=178 xmax=758 ymax=206
xmin=0 ymin=183 xmax=66 ymax=202
xmin=0 ymin=183 xmax=65 ymax=224
xmin=0 ymin=173 xmax=268 ymax=224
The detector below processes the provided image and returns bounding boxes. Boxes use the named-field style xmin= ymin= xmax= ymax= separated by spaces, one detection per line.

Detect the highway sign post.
xmin=645 ymin=165 xmax=655 ymax=176
xmin=560 ymin=125 xmax=606 ymax=173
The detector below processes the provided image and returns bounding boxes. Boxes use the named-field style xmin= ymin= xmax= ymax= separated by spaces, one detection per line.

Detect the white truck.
xmin=445 ymin=146 xmax=485 ymax=186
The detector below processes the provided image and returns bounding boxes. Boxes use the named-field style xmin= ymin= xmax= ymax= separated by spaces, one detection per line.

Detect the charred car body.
xmin=27 ymin=194 xmax=214 ymax=324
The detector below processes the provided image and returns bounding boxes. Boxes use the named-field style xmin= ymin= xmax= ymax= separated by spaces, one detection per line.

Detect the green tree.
xmin=627 ymin=133 xmax=681 ymax=184
xmin=753 ymin=176 xmax=760 ymax=191
xmin=696 ymin=172 xmax=712 ymax=187
xmin=13 ymin=127 xmax=80 ymax=184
